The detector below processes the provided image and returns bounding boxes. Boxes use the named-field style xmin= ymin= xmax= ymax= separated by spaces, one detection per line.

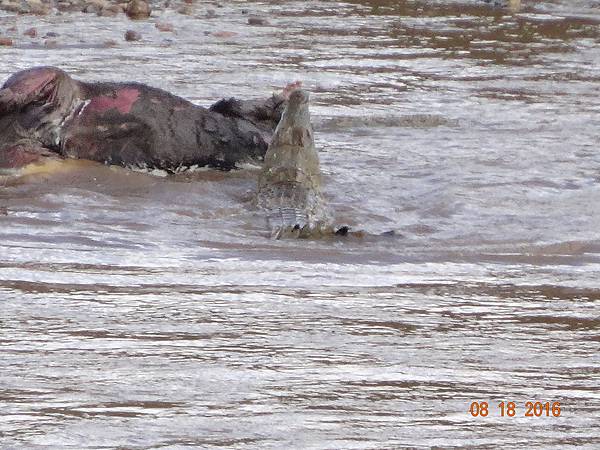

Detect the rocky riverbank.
xmin=0 ymin=0 xmax=270 ymax=47
xmin=0 ymin=0 xmax=202 ymax=17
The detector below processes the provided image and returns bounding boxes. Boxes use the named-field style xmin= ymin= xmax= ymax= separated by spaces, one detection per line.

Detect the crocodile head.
xmin=259 ymin=89 xmax=321 ymax=191
xmin=257 ymin=89 xmax=333 ymax=238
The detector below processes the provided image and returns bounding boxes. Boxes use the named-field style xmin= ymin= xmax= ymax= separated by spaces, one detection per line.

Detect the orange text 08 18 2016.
xmin=469 ymin=401 xmax=561 ymax=417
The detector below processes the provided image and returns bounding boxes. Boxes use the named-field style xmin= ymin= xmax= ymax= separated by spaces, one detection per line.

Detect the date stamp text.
xmin=469 ymin=401 xmax=561 ymax=417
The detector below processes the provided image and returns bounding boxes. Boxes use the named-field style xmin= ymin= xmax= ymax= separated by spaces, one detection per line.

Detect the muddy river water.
xmin=1 ymin=0 xmax=600 ymax=448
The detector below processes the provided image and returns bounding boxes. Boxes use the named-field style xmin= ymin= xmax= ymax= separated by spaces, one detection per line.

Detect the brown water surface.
xmin=1 ymin=0 xmax=599 ymax=448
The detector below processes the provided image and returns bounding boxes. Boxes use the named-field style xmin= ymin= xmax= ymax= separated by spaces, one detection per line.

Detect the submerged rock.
xmin=0 ymin=0 xmax=50 ymax=15
xmin=57 ymin=1 xmax=77 ymax=12
xmin=124 ymin=29 xmax=141 ymax=41
xmin=0 ymin=1 xmax=21 ymax=13
xmin=177 ymin=5 xmax=193 ymax=15
xmin=99 ymin=4 xmax=122 ymax=16
xmin=23 ymin=27 xmax=37 ymax=38
xmin=126 ymin=0 xmax=151 ymax=20
xmin=24 ymin=0 xmax=50 ymax=15
xmin=248 ymin=16 xmax=269 ymax=26
xmin=82 ymin=0 xmax=108 ymax=14
xmin=155 ymin=22 xmax=174 ymax=32
xmin=212 ymin=31 xmax=237 ymax=39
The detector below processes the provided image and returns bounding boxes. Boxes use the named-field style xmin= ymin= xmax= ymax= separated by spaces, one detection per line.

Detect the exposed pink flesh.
xmin=87 ymin=88 xmax=140 ymax=115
